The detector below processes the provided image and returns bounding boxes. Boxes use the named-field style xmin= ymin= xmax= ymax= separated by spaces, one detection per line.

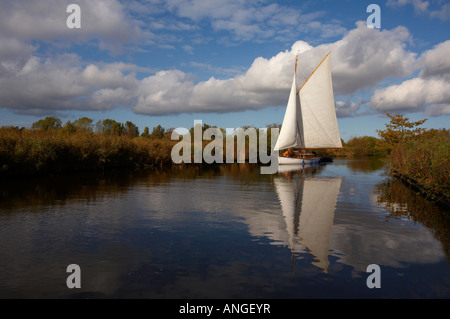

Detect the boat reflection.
xmin=274 ymin=165 xmax=341 ymax=273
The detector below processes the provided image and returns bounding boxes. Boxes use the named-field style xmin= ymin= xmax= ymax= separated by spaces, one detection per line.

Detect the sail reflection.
xmin=274 ymin=167 xmax=342 ymax=272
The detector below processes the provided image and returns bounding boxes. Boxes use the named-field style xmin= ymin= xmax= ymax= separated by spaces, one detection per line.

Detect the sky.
xmin=0 ymin=0 xmax=449 ymax=141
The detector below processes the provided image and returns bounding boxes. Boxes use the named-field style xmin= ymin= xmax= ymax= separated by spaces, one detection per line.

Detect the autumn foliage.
xmin=377 ymin=113 xmax=449 ymax=199
xmin=0 ymin=118 xmax=177 ymax=176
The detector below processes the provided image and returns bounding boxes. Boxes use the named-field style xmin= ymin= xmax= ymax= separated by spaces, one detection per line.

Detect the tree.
xmin=124 ymin=121 xmax=139 ymax=138
xmin=150 ymin=125 xmax=165 ymax=139
xmin=141 ymin=126 xmax=150 ymax=138
xmin=101 ymin=119 xmax=123 ymax=136
xmin=376 ymin=113 xmax=427 ymax=154
xmin=31 ymin=116 xmax=62 ymax=131
xmin=62 ymin=120 xmax=77 ymax=134
xmin=74 ymin=117 xmax=93 ymax=131
xmin=346 ymin=136 xmax=381 ymax=156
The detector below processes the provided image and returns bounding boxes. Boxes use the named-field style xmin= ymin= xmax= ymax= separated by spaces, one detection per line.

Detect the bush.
xmin=345 ymin=136 xmax=384 ymax=157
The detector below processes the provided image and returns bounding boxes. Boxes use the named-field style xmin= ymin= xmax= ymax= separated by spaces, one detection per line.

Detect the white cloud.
xmin=134 ymin=70 xmax=196 ymax=114
xmin=0 ymin=21 xmax=425 ymax=117
xmin=0 ymin=57 xmax=90 ymax=113
xmin=164 ymin=0 xmax=346 ymax=42
xmin=370 ymin=77 xmax=450 ymax=112
xmin=81 ymin=64 xmax=137 ymax=89
xmin=387 ymin=0 xmax=430 ymax=13
xmin=131 ymin=23 xmax=420 ymax=116
xmin=369 ymin=39 xmax=450 ymax=116
xmin=0 ymin=54 xmax=144 ymax=114
xmin=132 ymin=41 xmax=305 ymax=115
xmin=335 ymin=100 xmax=365 ymax=118
xmin=387 ymin=0 xmax=450 ymax=21
xmin=182 ymin=45 xmax=194 ymax=55
xmin=0 ymin=6 xmax=447 ymax=119
xmin=329 ymin=22 xmax=417 ymax=95
xmin=419 ymin=40 xmax=450 ymax=77
xmin=0 ymin=36 xmax=35 ymax=60
xmin=0 ymin=0 xmax=140 ymax=53
xmin=430 ymin=3 xmax=450 ymax=21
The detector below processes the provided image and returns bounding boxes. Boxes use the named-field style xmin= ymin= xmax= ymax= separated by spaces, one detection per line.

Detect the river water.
xmin=0 ymin=159 xmax=449 ymax=298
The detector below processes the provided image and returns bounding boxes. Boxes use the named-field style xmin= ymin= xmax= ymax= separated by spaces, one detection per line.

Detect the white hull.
xmin=278 ymin=156 xmax=320 ymax=165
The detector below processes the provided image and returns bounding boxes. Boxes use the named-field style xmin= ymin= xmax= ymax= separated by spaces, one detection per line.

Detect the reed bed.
xmin=0 ymin=127 xmax=176 ymax=176
xmin=388 ymin=129 xmax=450 ymax=199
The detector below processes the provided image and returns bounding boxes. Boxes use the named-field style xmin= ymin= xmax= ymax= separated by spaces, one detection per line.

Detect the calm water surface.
xmin=0 ymin=159 xmax=449 ymax=298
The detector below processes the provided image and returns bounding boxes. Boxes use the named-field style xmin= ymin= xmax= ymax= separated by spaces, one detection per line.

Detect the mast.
xmin=294 ymin=53 xmax=306 ymax=153
xmin=273 ymin=53 xmax=302 ymax=151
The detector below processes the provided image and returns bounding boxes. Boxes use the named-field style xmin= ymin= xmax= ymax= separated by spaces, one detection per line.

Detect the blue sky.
xmin=0 ymin=0 xmax=449 ymax=141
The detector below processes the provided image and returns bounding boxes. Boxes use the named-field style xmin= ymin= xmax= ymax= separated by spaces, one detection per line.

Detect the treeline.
xmin=0 ymin=117 xmax=177 ymax=177
xmin=315 ymin=135 xmax=385 ymax=158
xmin=0 ymin=117 xmax=280 ymax=176
xmin=2 ymin=114 xmax=449 ymax=204
xmin=0 ymin=115 xmax=395 ymax=177
xmin=30 ymin=116 xmax=169 ymax=139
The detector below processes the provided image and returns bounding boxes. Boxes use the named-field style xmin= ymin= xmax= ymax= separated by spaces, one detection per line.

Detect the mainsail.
xmin=274 ymin=52 xmax=342 ymax=151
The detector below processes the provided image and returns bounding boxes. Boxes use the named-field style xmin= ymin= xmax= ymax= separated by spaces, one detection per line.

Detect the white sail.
xmin=274 ymin=52 xmax=342 ymax=151
xmin=273 ymin=73 xmax=302 ymax=151
xmin=299 ymin=54 xmax=342 ymax=148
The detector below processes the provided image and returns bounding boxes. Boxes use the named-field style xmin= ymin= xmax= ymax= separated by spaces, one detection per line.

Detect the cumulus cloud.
xmin=370 ymin=40 xmax=450 ymax=116
xmin=0 ymin=53 xmax=145 ymax=114
xmin=335 ymin=100 xmax=365 ymax=118
xmin=370 ymin=77 xmax=450 ymax=112
xmin=0 ymin=1 xmax=447 ymax=119
xmin=133 ymin=22 xmax=447 ymax=117
xmin=0 ymin=0 xmax=140 ymax=53
xmin=328 ymin=22 xmax=417 ymax=95
xmin=419 ymin=40 xmax=450 ymax=78
xmin=0 ymin=20 xmax=425 ymax=116
xmin=164 ymin=0 xmax=346 ymax=42
xmin=132 ymin=22 xmax=419 ymax=116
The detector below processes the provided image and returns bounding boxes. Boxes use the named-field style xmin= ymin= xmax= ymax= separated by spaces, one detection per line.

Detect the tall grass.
xmin=388 ymin=129 xmax=450 ymax=199
xmin=0 ymin=126 xmax=176 ymax=177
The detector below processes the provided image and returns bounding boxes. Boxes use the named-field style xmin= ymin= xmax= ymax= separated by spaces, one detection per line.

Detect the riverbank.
xmin=387 ymin=129 xmax=450 ymax=209
xmin=1 ymin=123 xmax=448 ymax=208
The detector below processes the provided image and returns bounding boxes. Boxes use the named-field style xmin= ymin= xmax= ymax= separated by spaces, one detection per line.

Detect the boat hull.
xmin=278 ymin=156 xmax=320 ymax=165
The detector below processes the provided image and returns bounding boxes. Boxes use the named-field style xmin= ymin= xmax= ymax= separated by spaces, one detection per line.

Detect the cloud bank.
xmin=0 ymin=0 xmax=449 ymax=117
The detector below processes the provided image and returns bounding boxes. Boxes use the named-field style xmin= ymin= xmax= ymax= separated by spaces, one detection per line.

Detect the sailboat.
xmin=274 ymin=52 xmax=342 ymax=165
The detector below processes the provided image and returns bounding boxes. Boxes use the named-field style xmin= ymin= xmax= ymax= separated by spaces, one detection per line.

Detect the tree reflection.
xmin=375 ymin=177 xmax=450 ymax=261
xmin=345 ymin=157 xmax=386 ymax=173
